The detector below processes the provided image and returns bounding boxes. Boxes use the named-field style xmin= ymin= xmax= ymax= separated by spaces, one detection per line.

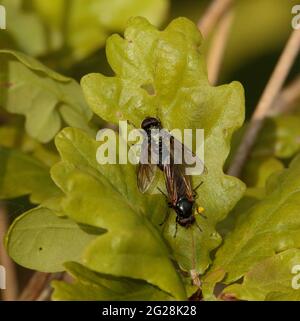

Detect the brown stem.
xmin=0 ymin=205 xmax=18 ymax=300
xmin=198 ymin=0 xmax=234 ymax=37
xmin=19 ymin=272 xmax=64 ymax=301
xmin=269 ymin=75 xmax=300 ymax=116
xmin=18 ymin=272 xmax=51 ymax=301
xmin=207 ymin=10 xmax=234 ymax=85
xmin=228 ymin=29 xmax=300 ymax=177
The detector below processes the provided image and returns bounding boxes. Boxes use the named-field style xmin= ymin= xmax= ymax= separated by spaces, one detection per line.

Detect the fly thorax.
xmin=176 ymin=197 xmax=193 ymax=218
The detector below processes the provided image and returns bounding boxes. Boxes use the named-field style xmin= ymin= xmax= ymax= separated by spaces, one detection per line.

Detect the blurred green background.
xmin=1 ymin=0 xmax=299 ymax=118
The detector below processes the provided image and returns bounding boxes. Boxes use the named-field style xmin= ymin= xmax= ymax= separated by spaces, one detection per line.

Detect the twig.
xmin=19 ymin=271 xmax=64 ymax=301
xmin=207 ymin=10 xmax=234 ymax=85
xmin=228 ymin=29 xmax=300 ymax=177
xmin=18 ymin=272 xmax=51 ymax=301
xmin=269 ymin=75 xmax=300 ymax=116
xmin=0 ymin=205 xmax=18 ymax=300
xmin=36 ymin=273 xmax=64 ymax=301
xmin=198 ymin=0 xmax=234 ymax=37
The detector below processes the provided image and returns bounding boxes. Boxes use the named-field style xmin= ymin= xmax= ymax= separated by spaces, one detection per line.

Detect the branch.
xmin=19 ymin=272 xmax=64 ymax=301
xmin=19 ymin=272 xmax=51 ymax=301
xmin=269 ymin=75 xmax=300 ymax=116
xmin=0 ymin=204 xmax=18 ymax=300
xmin=198 ymin=0 xmax=234 ymax=37
xmin=228 ymin=29 xmax=300 ymax=177
xmin=207 ymin=10 xmax=234 ymax=85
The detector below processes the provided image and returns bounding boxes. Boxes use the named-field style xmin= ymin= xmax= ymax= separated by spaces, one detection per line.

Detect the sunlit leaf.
xmin=50 ymin=127 xmax=186 ymax=300
xmin=81 ymin=17 xmax=245 ymax=274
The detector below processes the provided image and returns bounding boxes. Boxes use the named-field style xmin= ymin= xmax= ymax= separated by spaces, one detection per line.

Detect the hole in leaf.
xmin=141 ymin=83 xmax=155 ymax=96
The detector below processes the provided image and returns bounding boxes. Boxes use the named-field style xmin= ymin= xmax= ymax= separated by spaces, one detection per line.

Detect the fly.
xmin=137 ymin=117 xmax=206 ymax=236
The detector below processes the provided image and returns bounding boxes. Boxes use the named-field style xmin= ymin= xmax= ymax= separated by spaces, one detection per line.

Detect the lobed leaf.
xmin=81 ymin=17 xmax=246 ymax=274
xmin=222 ymin=249 xmax=300 ymax=301
xmin=0 ymin=50 xmax=93 ymax=143
xmin=50 ymin=127 xmax=186 ymax=300
xmin=203 ymin=154 xmax=300 ymax=298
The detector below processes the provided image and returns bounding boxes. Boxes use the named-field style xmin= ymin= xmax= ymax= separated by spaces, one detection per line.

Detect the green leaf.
xmin=81 ymin=17 xmax=245 ymax=273
xmin=221 ymin=249 xmax=300 ymax=301
xmin=203 ymin=154 xmax=300 ymax=298
xmin=52 ymin=262 xmax=173 ymax=301
xmin=50 ymin=127 xmax=186 ymax=300
xmin=0 ymin=125 xmax=60 ymax=167
xmin=217 ymin=187 xmax=264 ymax=238
xmin=0 ymin=50 xmax=93 ymax=143
xmin=0 ymin=0 xmax=47 ymax=56
xmin=31 ymin=0 xmax=168 ymax=64
xmin=0 ymin=146 xmax=60 ymax=203
xmin=94 ymin=0 xmax=169 ymax=31
xmin=5 ymin=207 xmax=100 ymax=272
xmin=242 ymin=156 xmax=284 ymax=188
xmin=252 ymin=115 xmax=300 ymax=160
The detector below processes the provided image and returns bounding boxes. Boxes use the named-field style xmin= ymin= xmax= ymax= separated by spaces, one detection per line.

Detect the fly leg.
xmin=193 ymin=181 xmax=204 ymax=199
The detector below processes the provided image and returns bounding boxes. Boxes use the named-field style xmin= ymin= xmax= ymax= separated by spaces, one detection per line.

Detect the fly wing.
xmin=173 ymin=162 xmax=194 ymax=200
xmin=160 ymin=129 xmax=207 ymax=175
xmin=167 ymin=135 xmax=194 ymax=201
xmin=137 ymin=135 xmax=158 ymax=193
xmin=163 ymin=163 xmax=178 ymax=205
xmin=137 ymin=163 xmax=157 ymax=193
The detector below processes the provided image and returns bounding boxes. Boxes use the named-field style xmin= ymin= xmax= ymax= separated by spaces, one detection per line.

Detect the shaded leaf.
xmin=253 ymin=115 xmax=300 ymax=160
xmin=203 ymin=154 xmax=300 ymax=298
xmin=242 ymin=156 xmax=284 ymax=188
xmin=0 ymin=146 xmax=60 ymax=203
xmin=0 ymin=50 xmax=93 ymax=143
xmin=0 ymin=0 xmax=47 ymax=56
xmin=5 ymin=207 xmax=100 ymax=272
xmin=0 ymin=125 xmax=59 ymax=167
xmin=32 ymin=0 xmax=168 ymax=64
xmin=52 ymin=262 xmax=173 ymax=301
xmin=222 ymin=249 xmax=300 ymax=301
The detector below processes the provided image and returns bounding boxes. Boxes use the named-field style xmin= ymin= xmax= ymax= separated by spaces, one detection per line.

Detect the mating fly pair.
xmin=137 ymin=117 xmax=206 ymax=237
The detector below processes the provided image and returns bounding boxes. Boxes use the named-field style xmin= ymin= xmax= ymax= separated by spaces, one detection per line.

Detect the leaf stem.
xmin=269 ymin=75 xmax=300 ymax=116
xmin=228 ymin=29 xmax=300 ymax=177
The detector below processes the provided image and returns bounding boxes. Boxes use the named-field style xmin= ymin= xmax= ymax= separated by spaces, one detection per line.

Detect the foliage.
xmin=1 ymin=4 xmax=300 ymax=301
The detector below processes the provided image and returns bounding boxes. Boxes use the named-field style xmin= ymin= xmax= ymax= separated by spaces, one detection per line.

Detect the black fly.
xmin=137 ymin=117 xmax=206 ymax=236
